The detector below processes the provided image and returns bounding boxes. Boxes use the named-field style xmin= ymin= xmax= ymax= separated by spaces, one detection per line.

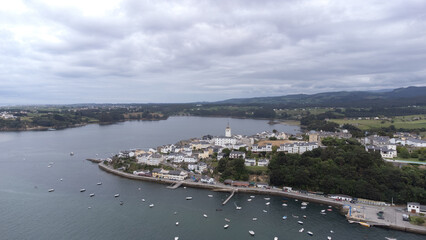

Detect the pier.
xmin=167 ymin=182 xmax=183 ymax=189
xmin=222 ymin=189 xmax=236 ymax=205
xmin=86 ymin=158 xmax=103 ymax=163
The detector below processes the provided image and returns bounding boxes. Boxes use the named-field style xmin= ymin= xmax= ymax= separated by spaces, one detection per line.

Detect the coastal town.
xmin=95 ymin=124 xmax=426 ymax=234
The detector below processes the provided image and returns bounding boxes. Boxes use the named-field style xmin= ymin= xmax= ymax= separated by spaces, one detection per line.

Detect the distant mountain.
xmin=214 ymin=86 xmax=426 ymax=107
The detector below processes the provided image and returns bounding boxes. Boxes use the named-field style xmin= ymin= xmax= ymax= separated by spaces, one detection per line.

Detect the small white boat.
xmin=174 ymin=237 xmax=179 ymax=240
xmin=89 ymin=193 xmax=95 ymax=197
xmin=327 ymin=237 xmax=332 ymax=240
xmin=174 ymin=212 xmax=177 ymax=215
xmin=175 ymin=222 xmax=179 ymax=226
xmin=321 ymin=212 xmax=327 ymax=215
xmin=88 ymin=207 xmax=91 ymax=209
xmin=274 ymin=237 xmax=278 ymax=240
xmin=225 ymin=218 xmax=231 ymax=222
xmin=303 ymin=215 xmax=307 ymax=218
xmin=295 ymin=199 xmax=298 ymax=202
xmin=114 ymin=194 xmax=120 ymax=197
xmin=224 ymin=224 xmax=229 ymax=229
xmin=250 ymin=195 xmax=255 ymax=198
xmin=330 ymin=230 xmax=334 ymax=233
xmin=252 ymin=218 xmax=257 ymax=221
xmin=321 ymin=209 xmax=326 ymax=213
xmin=203 ymin=214 xmax=208 ymax=218
xmin=208 ymin=195 xmax=213 ymax=198
xmin=48 ymin=189 xmax=54 ymax=192
xmin=70 ymin=152 xmax=74 ymax=156
xmin=120 ymin=201 xmax=123 ymax=205
xmin=247 ymin=199 xmax=252 ymax=202
xmin=236 ymin=206 xmax=242 ymax=210
xmin=59 ymin=178 xmax=63 ymax=181
xmin=299 ymin=228 xmax=304 ymax=233
xmin=97 ymin=182 xmax=102 ymax=185
xmin=80 ymin=189 xmax=86 ymax=192
xmin=264 ymin=197 xmax=270 ymax=200
xmin=149 ymin=204 xmax=154 ymax=208
xmin=138 ymin=187 xmax=141 ymax=190
xmin=48 ymin=165 xmax=51 ymax=168
xmin=141 ymin=199 xmax=145 ymax=202
xmin=292 ymin=215 xmax=299 ymax=218
xmin=282 ymin=216 xmax=287 ymax=220
xmin=301 ymin=206 xmax=306 ymax=209
xmin=249 ymin=230 xmax=255 ymax=236
xmin=301 ymin=202 xmax=308 ymax=206
xmin=266 ymin=202 xmax=270 ymax=206
xmin=186 ymin=197 xmax=192 ymax=200
xmin=384 ymin=238 xmax=397 ymax=240
xmin=298 ymin=221 xmax=304 ymax=225
xmin=282 ymin=203 xmax=287 ymax=206
xmin=307 ymin=231 xmax=313 ymax=236
xmin=263 ymin=210 xmax=268 ymax=213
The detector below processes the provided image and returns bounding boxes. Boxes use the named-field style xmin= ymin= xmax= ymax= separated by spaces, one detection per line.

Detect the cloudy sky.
xmin=1 ymin=0 xmax=425 ymax=104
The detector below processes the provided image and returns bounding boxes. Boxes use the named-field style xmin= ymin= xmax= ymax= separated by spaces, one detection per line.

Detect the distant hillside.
xmin=215 ymin=86 xmax=426 ymax=107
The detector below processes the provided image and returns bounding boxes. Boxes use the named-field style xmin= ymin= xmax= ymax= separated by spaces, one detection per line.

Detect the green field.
xmin=330 ymin=115 xmax=426 ymax=130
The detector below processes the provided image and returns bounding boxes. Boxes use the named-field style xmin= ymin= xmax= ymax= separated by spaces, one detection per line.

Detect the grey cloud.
xmin=0 ymin=0 xmax=425 ymax=104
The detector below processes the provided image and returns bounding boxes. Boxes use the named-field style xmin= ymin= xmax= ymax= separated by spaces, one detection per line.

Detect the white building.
xmin=278 ymin=142 xmax=319 ymax=154
xmin=229 ymin=151 xmax=245 ymax=159
xmin=407 ymin=202 xmax=421 ymax=213
xmin=365 ymin=145 xmax=397 ymax=158
xmin=244 ymin=159 xmax=256 ymax=166
xmin=214 ymin=137 xmax=237 ymax=146
xmin=251 ymin=143 xmax=272 ymax=152
xmin=225 ymin=124 xmax=232 ymax=137
xmin=257 ymin=159 xmax=269 ymax=167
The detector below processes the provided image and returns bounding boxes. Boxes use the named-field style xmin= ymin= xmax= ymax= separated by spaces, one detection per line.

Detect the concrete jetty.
xmin=167 ymin=182 xmax=183 ymax=189
xmin=86 ymin=158 xmax=103 ymax=163
xmin=222 ymin=189 xmax=236 ymax=205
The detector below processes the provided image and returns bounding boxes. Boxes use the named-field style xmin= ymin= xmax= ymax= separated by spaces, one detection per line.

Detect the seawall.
xmin=98 ymin=162 xmax=426 ymax=235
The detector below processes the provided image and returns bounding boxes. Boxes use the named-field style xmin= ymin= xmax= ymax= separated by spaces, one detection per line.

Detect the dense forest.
xmin=268 ymin=140 xmax=426 ymax=204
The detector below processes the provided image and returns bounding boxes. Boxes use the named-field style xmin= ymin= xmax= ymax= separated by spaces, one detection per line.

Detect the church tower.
xmin=225 ymin=123 xmax=231 ymax=137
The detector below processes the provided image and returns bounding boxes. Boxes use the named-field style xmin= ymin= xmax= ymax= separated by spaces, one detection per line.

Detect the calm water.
xmin=0 ymin=117 xmax=422 ymax=240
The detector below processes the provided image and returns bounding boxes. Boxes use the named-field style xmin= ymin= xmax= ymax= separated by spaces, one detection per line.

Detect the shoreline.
xmin=98 ymin=163 xmax=425 ymax=235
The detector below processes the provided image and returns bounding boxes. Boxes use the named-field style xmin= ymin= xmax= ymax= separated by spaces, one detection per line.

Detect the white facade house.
xmin=407 ymin=202 xmax=421 ymax=213
xmin=229 ymin=151 xmax=246 ymax=159
xmin=365 ymin=145 xmax=397 ymax=158
xmin=244 ymin=159 xmax=256 ymax=166
xmin=214 ymin=137 xmax=237 ymax=146
xmin=183 ymin=156 xmax=197 ymax=163
xmin=251 ymin=143 xmax=272 ymax=152
xmin=278 ymin=142 xmax=318 ymax=154
xmin=257 ymin=159 xmax=269 ymax=167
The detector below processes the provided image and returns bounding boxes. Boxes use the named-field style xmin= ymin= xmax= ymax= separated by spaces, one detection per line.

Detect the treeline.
xmin=300 ymin=113 xmax=339 ymax=131
xmin=189 ymin=105 xmax=276 ymax=119
xmin=0 ymin=106 xmax=168 ymax=131
xmin=268 ymin=140 xmax=426 ymax=204
xmin=215 ymin=149 xmax=249 ymax=181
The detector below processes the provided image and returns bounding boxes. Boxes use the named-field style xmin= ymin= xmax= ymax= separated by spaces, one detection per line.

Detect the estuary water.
xmin=0 ymin=116 xmax=422 ymax=240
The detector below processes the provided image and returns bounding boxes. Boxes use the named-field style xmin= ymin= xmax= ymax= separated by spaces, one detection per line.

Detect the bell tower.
xmin=225 ymin=123 xmax=231 ymax=137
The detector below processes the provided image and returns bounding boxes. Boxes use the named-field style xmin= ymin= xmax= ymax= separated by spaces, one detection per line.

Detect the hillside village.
xmin=107 ymin=124 xmax=426 ymax=184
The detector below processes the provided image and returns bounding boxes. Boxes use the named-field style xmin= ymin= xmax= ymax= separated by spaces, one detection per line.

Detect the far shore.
xmin=98 ymin=162 xmax=426 ymax=235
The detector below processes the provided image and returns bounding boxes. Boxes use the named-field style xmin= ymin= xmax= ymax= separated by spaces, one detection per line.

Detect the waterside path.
xmin=98 ymin=162 xmax=426 ymax=235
